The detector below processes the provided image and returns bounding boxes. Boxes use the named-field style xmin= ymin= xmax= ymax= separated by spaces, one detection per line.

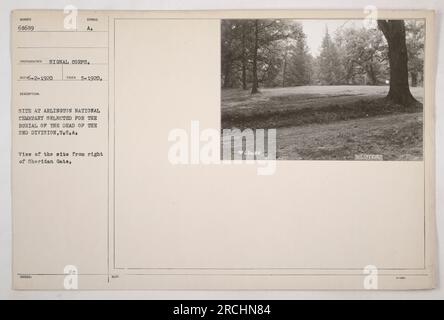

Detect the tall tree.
xmin=240 ymin=21 xmax=249 ymax=90
xmin=251 ymin=19 xmax=260 ymax=94
xmin=284 ymin=33 xmax=312 ymax=86
xmin=335 ymin=27 xmax=387 ymax=85
xmin=318 ymin=27 xmax=343 ymax=85
xmin=221 ymin=20 xmax=251 ymax=89
xmin=250 ymin=20 xmax=300 ymax=93
xmin=377 ymin=20 xmax=418 ymax=105
xmin=405 ymin=20 xmax=425 ymax=87
xmin=221 ymin=20 xmax=235 ymax=88
xmin=281 ymin=46 xmax=289 ymax=87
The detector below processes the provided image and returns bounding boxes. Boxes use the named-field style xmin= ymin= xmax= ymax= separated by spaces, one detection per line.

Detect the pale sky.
xmin=300 ymin=20 xmax=366 ymax=57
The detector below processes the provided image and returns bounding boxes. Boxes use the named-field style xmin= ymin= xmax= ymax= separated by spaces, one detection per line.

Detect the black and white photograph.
xmin=221 ymin=19 xmax=425 ymax=160
xmin=3 ymin=0 xmax=440 ymax=298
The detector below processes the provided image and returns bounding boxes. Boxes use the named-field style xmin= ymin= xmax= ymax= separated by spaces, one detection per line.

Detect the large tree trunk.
xmin=411 ymin=71 xmax=418 ymax=87
xmin=251 ymin=20 xmax=259 ymax=94
xmin=282 ymin=50 xmax=287 ymax=87
xmin=241 ymin=62 xmax=247 ymax=90
xmin=377 ymin=20 xmax=417 ymax=106
xmin=222 ymin=58 xmax=233 ymax=89
xmin=366 ymin=64 xmax=378 ymax=85
xmin=241 ymin=24 xmax=248 ymax=90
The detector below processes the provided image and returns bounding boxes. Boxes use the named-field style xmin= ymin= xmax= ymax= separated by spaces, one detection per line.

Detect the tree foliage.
xmin=405 ymin=20 xmax=425 ymax=87
xmin=221 ymin=19 xmax=312 ymax=93
xmin=221 ymin=19 xmax=424 ymax=94
xmin=335 ymin=26 xmax=388 ymax=85
xmin=317 ymin=28 xmax=343 ymax=85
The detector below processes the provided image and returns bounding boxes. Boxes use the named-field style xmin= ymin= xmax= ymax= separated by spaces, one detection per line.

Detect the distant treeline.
xmin=221 ymin=19 xmax=424 ymax=91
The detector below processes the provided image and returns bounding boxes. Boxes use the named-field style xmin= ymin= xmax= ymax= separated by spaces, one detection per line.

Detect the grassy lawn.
xmin=221 ymin=86 xmax=423 ymax=160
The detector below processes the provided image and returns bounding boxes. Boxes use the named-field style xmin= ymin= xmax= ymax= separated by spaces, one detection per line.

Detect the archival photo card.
xmin=11 ymin=10 xmax=436 ymax=290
